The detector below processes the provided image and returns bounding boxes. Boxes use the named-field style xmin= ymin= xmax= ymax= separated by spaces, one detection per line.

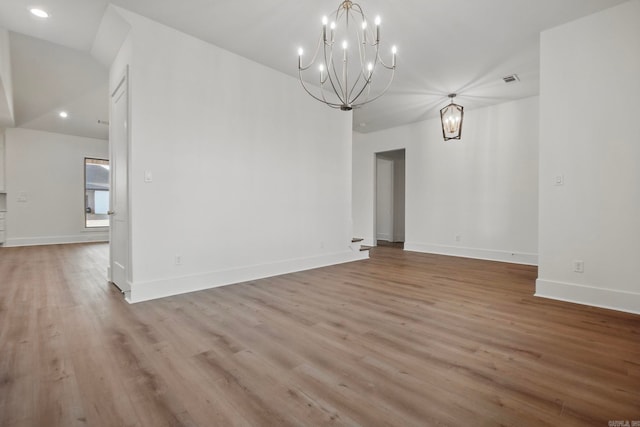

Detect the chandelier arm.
xmin=319 ymin=73 xmax=333 ymax=105
xmin=350 ymin=3 xmax=367 ymax=31
xmin=347 ymin=73 xmax=365 ymax=101
xmin=347 ymin=7 xmax=375 ymax=102
xmin=332 ymin=3 xmax=344 ymax=28
xmin=342 ymin=48 xmax=348 ymax=102
xmin=354 ymin=19 xmax=370 ymax=77
xmin=352 ymin=38 xmax=380 ymax=84
xmin=325 ymin=41 xmax=346 ymax=105
xmin=349 ymin=72 xmax=373 ymax=104
xmin=361 ymin=78 xmax=373 ymax=105
xmin=375 ymin=48 xmax=396 ymax=70
xmin=376 ymin=60 xmax=395 ymax=70
xmin=320 ymin=83 xmax=330 ymax=104
xmin=351 ymin=4 xmax=379 ymax=48
xmin=349 ymin=61 xmax=377 ymax=105
xmin=351 ymin=68 xmax=395 ymax=108
xmin=298 ymin=35 xmax=324 ymax=72
xmin=298 ymin=70 xmax=344 ymax=108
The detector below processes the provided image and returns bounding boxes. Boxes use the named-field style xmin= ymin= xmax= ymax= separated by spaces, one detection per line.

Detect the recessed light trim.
xmin=29 ymin=8 xmax=49 ymax=18
xmin=59 ymin=111 xmax=68 ymax=118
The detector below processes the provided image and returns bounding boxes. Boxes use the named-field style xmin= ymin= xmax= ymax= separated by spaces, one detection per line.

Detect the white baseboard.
xmin=128 ymin=250 xmax=370 ymax=303
xmin=535 ymin=279 xmax=640 ymax=315
xmin=403 ymin=241 xmax=538 ymax=266
xmin=5 ymin=233 xmax=109 ymax=247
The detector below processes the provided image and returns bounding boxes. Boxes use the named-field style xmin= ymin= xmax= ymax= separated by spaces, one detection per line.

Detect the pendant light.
xmin=440 ymin=94 xmax=464 ymax=140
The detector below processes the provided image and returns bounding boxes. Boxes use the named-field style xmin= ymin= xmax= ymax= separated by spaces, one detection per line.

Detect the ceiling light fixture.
xmin=440 ymin=94 xmax=464 ymax=141
xmin=29 ymin=8 xmax=49 ymax=18
xmin=297 ymin=0 xmax=397 ymax=111
xmin=59 ymin=111 xmax=68 ymax=118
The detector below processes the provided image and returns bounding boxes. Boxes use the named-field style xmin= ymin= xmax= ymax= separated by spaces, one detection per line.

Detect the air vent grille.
xmin=503 ymin=74 xmax=520 ymax=84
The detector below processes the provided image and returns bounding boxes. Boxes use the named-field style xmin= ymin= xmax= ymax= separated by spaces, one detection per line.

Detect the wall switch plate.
xmin=17 ymin=192 xmax=27 ymax=202
xmin=554 ymin=174 xmax=564 ymax=186
xmin=175 ymin=255 xmax=182 ymax=265
xmin=144 ymin=171 xmax=153 ymax=183
xmin=573 ymin=260 xmax=584 ymax=273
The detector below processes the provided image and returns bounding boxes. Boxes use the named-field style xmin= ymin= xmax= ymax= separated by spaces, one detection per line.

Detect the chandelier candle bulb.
xmin=362 ymin=21 xmax=367 ymax=43
xmin=322 ymin=16 xmax=328 ymax=42
xmin=392 ymin=46 xmax=397 ymax=67
xmin=297 ymin=48 xmax=303 ymax=68
xmin=331 ymin=22 xmax=336 ymax=42
xmin=375 ymin=16 xmax=381 ymax=42
xmin=342 ymin=41 xmax=348 ymax=62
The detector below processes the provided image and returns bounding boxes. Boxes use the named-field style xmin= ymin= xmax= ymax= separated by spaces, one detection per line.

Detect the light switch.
xmin=17 ymin=192 xmax=28 ymax=202
xmin=554 ymin=174 xmax=564 ymax=186
xmin=144 ymin=171 xmax=153 ymax=183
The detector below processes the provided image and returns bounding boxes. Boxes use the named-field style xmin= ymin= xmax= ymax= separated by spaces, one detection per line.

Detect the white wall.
xmin=110 ymin=8 xmax=365 ymax=303
xmin=0 ymin=128 xmax=5 ymax=190
xmin=393 ymin=154 xmax=406 ymax=242
xmin=354 ymin=96 xmax=539 ymax=265
xmin=4 ymin=128 xmax=109 ymax=246
xmin=536 ymin=0 xmax=640 ymax=314
xmin=0 ymin=28 xmax=14 ymax=127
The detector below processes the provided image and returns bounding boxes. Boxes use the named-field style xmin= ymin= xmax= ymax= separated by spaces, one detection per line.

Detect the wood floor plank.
xmin=1 ymin=242 xmax=639 ymax=426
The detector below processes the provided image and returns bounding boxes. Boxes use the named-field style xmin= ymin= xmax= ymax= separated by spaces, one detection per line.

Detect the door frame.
xmin=373 ymin=149 xmax=406 ymax=246
xmin=375 ymin=155 xmax=395 ymax=244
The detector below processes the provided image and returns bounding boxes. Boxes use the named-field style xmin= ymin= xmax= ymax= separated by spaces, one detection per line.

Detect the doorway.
xmin=375 ymin=149 xmax=405 ymax=248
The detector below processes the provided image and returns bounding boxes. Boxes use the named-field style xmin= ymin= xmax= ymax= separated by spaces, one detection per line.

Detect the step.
xmin=351 ymin=237 xmax=364 ymax=243
xmin=360 ymin=245 xmax=373 ymax=251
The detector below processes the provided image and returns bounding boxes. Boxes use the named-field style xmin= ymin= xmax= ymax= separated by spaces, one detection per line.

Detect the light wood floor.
xmin=1 ymin=243 xmax=638 ymax=426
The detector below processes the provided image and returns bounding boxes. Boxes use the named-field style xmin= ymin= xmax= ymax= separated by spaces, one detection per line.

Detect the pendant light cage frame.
xmin=440 ymin=94 xmax=464 ymax=141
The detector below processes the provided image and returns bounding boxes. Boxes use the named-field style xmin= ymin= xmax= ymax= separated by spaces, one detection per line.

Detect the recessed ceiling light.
xmin=59 ymin=111 xmax=68 ymax=118
xmin=29 ymin=8 xmax=49 ymax=18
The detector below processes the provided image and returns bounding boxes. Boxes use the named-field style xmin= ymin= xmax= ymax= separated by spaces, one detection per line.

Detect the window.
xmin=85 ymin=158 xmax=110 ymax=228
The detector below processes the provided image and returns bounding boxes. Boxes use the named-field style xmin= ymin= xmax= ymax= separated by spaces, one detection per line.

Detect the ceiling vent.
xmin=503 ymin=74 xmax=520 ymax=84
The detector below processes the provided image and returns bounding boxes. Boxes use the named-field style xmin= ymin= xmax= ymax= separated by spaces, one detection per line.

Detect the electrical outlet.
xmin=455 ymin=234 xmax=461 ymax=242
xmin=573 ymin=260 xmax=584 ymax=273
xmin=175 ymin=255 xmax=182 ymax=265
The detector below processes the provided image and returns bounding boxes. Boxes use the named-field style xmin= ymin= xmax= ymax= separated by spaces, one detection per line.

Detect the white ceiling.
xmin=0 ymin=0 xmax=630 ymax=138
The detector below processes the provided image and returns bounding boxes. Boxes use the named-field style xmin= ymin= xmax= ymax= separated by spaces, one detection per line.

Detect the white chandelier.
xmin=297 ymin=0 xmax=397 ymax=111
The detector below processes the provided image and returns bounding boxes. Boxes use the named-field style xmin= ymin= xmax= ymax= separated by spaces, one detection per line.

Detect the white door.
xmin=376 ymin=157 xmax=394 ymax=243
xmin=109 ymin=69 xmax=130 ymax=292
